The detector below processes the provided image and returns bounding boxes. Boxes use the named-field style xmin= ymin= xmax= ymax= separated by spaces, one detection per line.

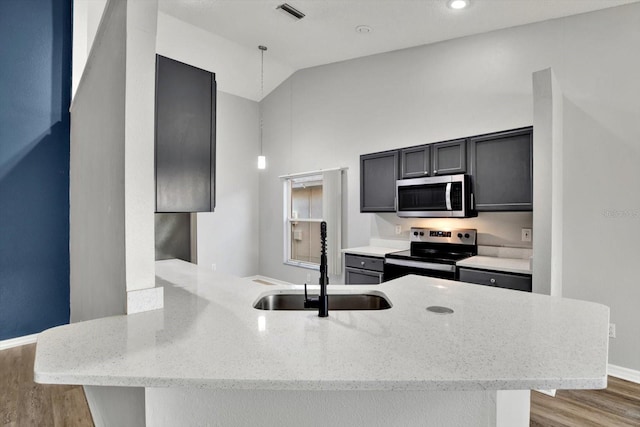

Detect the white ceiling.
xmin=159 ymin=0 xmax=636 ymax=71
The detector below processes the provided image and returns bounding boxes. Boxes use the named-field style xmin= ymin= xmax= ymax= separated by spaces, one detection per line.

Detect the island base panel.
xmin=145 ymin=388 xmax=530 ymax=427
xmin=84 ymin=386 xmax=144 ymax=427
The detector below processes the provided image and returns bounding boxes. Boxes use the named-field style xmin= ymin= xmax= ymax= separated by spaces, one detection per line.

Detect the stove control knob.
xmin=464 ymin=233 xmax=470 ymax=239
xmin=419 ymin=232 xmax=424 ymax=236
xmin=413 ymin=231 xmax=419 ymax=236
xmin=457 ymin=233 xmax=463 ymax=238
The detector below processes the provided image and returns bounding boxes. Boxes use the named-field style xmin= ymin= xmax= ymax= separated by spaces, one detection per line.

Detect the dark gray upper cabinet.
xmin=400 ymin=145 xmax=430 ymax=178
xmin=360 ymin=150 xmax=399 ymax=212
xmin=155 ymin=55 xmax=216 ymax=213
xmin=400 ymin=139 xmax=466 ymax=179
xmin=469 ymin=127 xmax=532 ymax=211
xmin=432 ymin=139 xmax=466 ymax=176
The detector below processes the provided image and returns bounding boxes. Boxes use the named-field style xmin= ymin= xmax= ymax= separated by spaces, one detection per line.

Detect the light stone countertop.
xmin=456 ymin=256 xmax=532 ymax=275
xmin=35 ymin=259 xmax=608 ymax=391
xmin=342 ymin=246 xmax=404 ymax=257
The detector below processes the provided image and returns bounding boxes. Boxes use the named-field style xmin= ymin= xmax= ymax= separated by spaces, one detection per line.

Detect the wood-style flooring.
xmin=531 ymin=376 xmax=640 ymax=426
xmin=0 ymin=343 xmax=93 ymax=427
xmin=1 ymin=343 xmax=639 ymax=426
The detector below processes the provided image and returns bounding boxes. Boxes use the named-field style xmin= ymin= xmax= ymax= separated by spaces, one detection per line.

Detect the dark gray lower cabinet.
xmin=345 ymin=254 xmax=384 ymax=284
xmin=458 ymin=267 xmax=532 ymax=292
xmin=360 ymin=150 xmax=399 ymax=212
xmin=155 ymin=55 xmax=216 ymax=213
xmin=469 ymin=127 xmax=532 ymax=211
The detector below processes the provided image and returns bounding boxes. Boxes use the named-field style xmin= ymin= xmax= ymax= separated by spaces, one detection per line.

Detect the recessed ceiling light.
xmin=355 ymin=25 xmax=372 ymax=34
xmin=447 ymin=0 xmax=469 ymax=10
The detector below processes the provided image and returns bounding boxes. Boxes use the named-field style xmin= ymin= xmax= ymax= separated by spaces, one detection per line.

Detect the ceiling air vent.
xmin=276 ymin=3 xmax=305 ymax=20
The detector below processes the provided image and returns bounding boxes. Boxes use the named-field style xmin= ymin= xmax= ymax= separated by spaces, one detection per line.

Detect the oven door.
xmin=383 ymin=258 xmax=456 ymax=281
xmin=396 ymin=174 xmax=468 ymax=218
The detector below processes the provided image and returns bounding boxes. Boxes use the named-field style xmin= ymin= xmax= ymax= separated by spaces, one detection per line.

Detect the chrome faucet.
xmin=304 ymin=221 xmax=329 ymax=317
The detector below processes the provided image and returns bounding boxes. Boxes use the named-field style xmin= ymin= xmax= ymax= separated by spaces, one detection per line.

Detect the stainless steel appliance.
xmin=384 ymin=227 xmax=477 ymax=281
xmin=396 ymin=174 xmax=473 ymax=218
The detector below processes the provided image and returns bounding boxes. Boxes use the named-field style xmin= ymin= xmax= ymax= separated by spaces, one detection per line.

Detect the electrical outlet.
xmin=609 ymin=323 xmax=616 ymax=338
xmin=211 ymin=263 xmax=217 ymax=271
xmin=521 ymin=228 xmax=532 ymax=242
xmin=395 ymin=225 xmax=402 ymax=235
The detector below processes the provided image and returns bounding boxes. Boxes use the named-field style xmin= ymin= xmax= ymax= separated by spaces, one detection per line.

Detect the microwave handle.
xmin=445 ymin=182 xmax=452 ymax=211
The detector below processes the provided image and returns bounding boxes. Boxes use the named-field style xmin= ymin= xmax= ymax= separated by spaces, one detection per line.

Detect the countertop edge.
xmin=32 ymin=370 xmax=608 ymax=391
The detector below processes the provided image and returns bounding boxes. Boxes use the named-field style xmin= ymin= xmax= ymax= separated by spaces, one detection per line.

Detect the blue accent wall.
xmin=0 ymin=0 xmax=72 ymax=340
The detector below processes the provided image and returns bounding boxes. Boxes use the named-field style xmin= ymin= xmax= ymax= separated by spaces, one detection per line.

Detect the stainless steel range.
xmin=384 ymin=228 xmax=477 ymax=281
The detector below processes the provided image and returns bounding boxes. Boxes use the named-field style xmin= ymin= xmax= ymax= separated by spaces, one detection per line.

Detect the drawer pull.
xmin=490 ymin=278 xmax=496 ymax=284
xmin=361 ymin=261 xmax=365 ymax=266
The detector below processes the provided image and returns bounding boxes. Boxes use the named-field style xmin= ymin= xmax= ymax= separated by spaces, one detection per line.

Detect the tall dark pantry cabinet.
xmin=155 ymin=55 xmax=216 ymax=213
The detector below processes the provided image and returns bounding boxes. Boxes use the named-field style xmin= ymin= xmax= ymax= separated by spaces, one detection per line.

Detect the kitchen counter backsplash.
xmin=368 ymin=238 xmax=410 ymax=251
xmin=477 ymin=245 xmax=532 ymax=260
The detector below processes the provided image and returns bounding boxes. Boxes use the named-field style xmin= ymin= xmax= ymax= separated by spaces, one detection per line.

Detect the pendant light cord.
xmin=259 ymin=45 xmax=267 ymax=157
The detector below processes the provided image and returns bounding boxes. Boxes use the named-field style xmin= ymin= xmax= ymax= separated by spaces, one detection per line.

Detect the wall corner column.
xmin=532 ymin=68 xmax=564 ymax=297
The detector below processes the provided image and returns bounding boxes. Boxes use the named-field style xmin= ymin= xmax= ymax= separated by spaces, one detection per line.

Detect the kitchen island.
xmin=35 ymin=259 xmax=609 ymax=426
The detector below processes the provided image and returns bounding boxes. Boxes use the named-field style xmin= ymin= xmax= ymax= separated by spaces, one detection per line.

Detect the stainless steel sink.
xmin=253 ymin=292 xmax=392 ymax=311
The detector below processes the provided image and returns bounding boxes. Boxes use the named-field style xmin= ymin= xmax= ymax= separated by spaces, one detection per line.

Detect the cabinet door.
xmin=400 ymin=145 xmax=430 ymax=178
xmin=360 ymin=150 xmax=399 ymax=212
xmin=155 ymin=55 xmax=216 ymax=212
xmin=345 ymin=268 xmax=383 ymax=285
xmin=345 ymin=254 xmax=384 ymax=272
xmin=458 ymin=268 xmax=532 ymax=292
xmin=469 ymin=127 xmax=532 ymax=211
xmin=432 ymin=139 xmax=466 ymax=176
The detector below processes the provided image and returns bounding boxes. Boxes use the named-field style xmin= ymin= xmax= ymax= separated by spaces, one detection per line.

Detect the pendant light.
xmin=258 ymin=45 xmax=267 ymax=170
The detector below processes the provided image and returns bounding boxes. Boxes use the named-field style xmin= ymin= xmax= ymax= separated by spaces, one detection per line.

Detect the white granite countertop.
xmin=457 ymin=256 xmax=532 ymax=275
xmin=35 ymin=259 xmax=608 ymax=391
xmin=342 ymin=246 xmax=403 ymax=257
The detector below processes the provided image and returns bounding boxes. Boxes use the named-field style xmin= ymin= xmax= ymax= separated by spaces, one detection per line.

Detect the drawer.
xmin=345 ymin=268 xmax=383 ymax=285
xmin=458 ymin=268 xmax=532 ymax=292
xmin=344 ymin=254 xmax=384 ymax=272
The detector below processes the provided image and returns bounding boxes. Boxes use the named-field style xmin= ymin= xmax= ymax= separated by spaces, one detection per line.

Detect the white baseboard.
xmin=608 ymin=364 xmax=640 ymax=384
xmin=0 ymin=333 xmax=38 ymax=350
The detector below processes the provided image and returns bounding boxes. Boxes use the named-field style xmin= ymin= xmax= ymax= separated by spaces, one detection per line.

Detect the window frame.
xmin=282 ymin=174 xmax=324 ymax=270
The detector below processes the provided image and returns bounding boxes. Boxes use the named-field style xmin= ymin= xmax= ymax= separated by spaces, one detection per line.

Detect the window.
xmin=282 ymin=169 xmax=343 ymax=273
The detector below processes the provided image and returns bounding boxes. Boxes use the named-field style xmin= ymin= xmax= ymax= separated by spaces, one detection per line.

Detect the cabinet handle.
xmin=433 ymin=170 xmax=437 ymax=174
xmin=361 ymin=261 xmax=365 ymax=266
xmin=490 ymin=278 xmax=496 ymax=284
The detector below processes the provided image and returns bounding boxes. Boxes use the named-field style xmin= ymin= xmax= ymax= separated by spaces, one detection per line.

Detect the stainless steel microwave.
xmin=396 ymin=174 xmax=472 ymax=218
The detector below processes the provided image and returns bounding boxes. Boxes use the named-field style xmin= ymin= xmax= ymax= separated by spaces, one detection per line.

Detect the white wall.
xmin=123 ymin=0 xmax=158 ymax=293
xmin=532 ymin=68 xmax=564 ymax=296
xmin=72 ymin=0 xmax=108 ymax=97
xmin=70 ymin=0 xmax=127 ymax=321
xmin=259 ymin=4 xmax=640 ymax=370
xmin=156 ymin=12 xmax=294 ymax=102
xmin=71 ymin=0 xmax=159 ymax=321
xmin=196 ymin=92 xmax=260 ymax=277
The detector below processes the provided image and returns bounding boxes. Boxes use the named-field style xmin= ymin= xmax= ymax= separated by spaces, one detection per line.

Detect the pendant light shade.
xmin=258 ymin=45 xmax=267 ymax=170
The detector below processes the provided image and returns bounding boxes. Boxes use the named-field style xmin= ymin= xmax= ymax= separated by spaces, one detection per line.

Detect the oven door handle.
xmin=445 ymin=182 xmax=452 ymax=211
xmin=384 ymin=258 xmax=456 ymax=272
